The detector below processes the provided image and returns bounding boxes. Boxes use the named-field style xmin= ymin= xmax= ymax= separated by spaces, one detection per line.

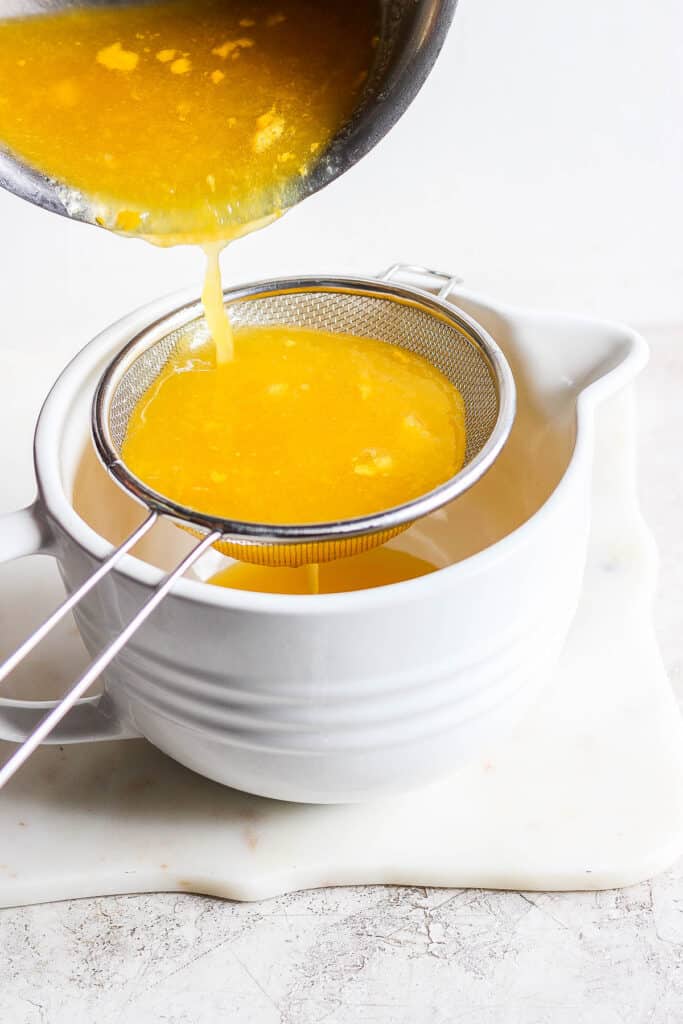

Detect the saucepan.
xmin=0 ymin=267 xmax=648 ymax=803
xmin=0 ymin=0 xmax=458 ymax=238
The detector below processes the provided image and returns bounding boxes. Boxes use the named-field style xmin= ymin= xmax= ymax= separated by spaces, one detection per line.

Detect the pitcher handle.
xmin=0 ymin=502 xmax=140 ymax=744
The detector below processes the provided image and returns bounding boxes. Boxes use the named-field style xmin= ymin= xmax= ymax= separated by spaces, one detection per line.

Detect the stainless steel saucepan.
xmin=0 ymin=0 xmax=457 ymax=235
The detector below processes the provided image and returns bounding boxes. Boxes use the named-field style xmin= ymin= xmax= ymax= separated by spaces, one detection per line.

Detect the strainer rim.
xmin=91 ymin=274 xmax=516 ymax=544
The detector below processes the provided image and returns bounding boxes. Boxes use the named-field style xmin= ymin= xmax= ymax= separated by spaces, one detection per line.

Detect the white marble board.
xmin=1 ymin=390 xmax=682 ymax=907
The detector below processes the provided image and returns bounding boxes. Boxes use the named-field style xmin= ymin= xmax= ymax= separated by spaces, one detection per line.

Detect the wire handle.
xmin=0 ymin=511 xmax=156 ymax=687
xmin=0 ymin=519 xmax=220 ymax=790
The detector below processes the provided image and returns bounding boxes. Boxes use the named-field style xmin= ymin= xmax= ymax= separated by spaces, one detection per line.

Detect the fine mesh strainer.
xmin=0 ymin=266 xmax=515 ymax=788
xmin=94 ymin=270 xmax=513 ymax=566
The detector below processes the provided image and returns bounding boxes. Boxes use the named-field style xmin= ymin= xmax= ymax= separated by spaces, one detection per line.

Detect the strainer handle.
xmin=378 ymin=264 xmax=464 ymax=299
xmin=0 ymin=519 xmax=221 ymax=789
xmin=0 ymin=502 xmax=146 ymax=746
xmin=0 ymin=508 xmax=158 ymax=687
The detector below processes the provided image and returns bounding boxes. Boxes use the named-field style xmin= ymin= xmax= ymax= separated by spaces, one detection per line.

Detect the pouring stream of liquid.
xmin=201 ymin=243 xmax=233 ymax=363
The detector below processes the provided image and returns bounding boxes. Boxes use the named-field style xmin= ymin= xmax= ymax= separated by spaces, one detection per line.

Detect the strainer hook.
xmin=379 ymin=263 xmax=464 ymax=299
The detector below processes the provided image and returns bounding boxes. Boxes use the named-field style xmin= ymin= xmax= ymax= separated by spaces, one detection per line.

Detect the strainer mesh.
xmin=109 ymin=290 xmax=499 ymax=466
xmin=109 ymin=327 xmax=182 ymax=451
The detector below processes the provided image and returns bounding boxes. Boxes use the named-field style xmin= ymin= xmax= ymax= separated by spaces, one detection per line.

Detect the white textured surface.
xmin=5 ymin=879 xmax=683 ymax=1024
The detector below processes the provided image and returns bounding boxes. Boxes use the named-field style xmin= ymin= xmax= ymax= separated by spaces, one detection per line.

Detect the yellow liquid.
xmin=201 ymin=242 xmax=233 ymax=362
xmin=122 ymin=324 xmax=466 ymax=525
xmin=0 ymin=0 xmax=377 ymax=242
xmin=0 ymin=1 xmax=377 ymax=358
xmin=0 ymin=2 xmax=460 ymax=592
xmin=210 ymin=547 xmax=437 ymax=594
